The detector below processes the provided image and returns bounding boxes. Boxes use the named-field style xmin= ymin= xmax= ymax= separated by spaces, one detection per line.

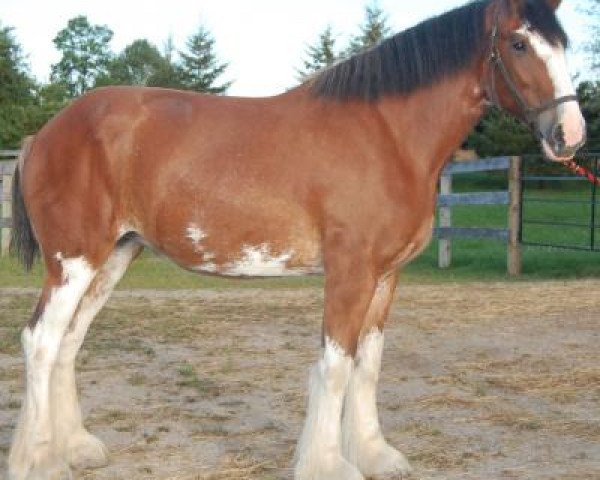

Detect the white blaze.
xmin=524 ymin=28 xmax=586 ymax=149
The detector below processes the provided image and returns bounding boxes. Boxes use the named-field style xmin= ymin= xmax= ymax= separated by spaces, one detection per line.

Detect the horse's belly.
xmin=147 ymin=218 xmax=323 ymax=278
xmin=198 ymin=242 xmax=323 ymax=277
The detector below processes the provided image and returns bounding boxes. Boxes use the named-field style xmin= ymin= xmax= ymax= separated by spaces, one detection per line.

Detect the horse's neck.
xmin=376 ymin=68 xmax=487 ymax=174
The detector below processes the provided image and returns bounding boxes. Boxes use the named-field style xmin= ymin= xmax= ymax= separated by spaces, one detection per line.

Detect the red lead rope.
xmin=562 ymin=159 xmax=600 ymax=186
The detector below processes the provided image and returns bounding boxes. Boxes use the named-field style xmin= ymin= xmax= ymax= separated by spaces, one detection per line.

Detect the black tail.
xmin=10 ymin=137 xmax=39 ymax=271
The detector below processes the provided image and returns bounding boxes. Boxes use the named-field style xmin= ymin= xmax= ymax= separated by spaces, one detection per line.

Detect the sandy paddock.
xmin=1 ymin=281 xmax=599 ymax=479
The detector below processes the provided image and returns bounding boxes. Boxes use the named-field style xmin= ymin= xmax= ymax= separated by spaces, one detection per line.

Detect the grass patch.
xmin=127 ymin=372 xmax=148 ymax=386
xmin=177 ymin=363 xmax=220 ymax=397
xmin=99 ymin=409 xmax=128 ymax=423
xmin=0 ymin=253 xmax=324 ymax=289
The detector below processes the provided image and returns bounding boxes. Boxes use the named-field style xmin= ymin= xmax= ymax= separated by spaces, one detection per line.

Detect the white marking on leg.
xmin=52 ymin=243 xmax=138 ymax=469
xmin=9 ymin=257 xmax=95 ymax=480
xmin=343 ymin=329 xmax=384 ymax=465
xmin=342 ymin=329 xmax=412 ymax=477
xmin=295 ymin=338 xmax=363 ymax=480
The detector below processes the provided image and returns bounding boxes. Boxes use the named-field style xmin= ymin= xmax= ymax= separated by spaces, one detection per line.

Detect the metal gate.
xmin=520 ymin=152 xmax=600 ymax=252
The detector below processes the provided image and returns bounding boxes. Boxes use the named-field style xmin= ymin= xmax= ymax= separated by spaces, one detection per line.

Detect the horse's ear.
xmin=546 ymin=0 xmax=562 ymax=11
xmin=486 ymin=0 xmax=525 ymax=32
xmin=507 ymin=0 xmax=525 ymax=17
xmin=486 ymin=0 xmax=524 ymax=31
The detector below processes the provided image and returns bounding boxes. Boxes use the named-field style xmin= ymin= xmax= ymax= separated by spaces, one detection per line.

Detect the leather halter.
xmin=486 ymin=21 xmax=578 ymax=134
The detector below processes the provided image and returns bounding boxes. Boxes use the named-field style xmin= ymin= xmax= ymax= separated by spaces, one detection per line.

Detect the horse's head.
xmin=485 ymin=0 xmax=586 ymax=161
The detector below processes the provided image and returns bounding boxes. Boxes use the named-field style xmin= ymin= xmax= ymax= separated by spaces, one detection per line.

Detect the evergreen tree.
xmin=179 ymin=25 xmax=231 ymax=94
xmin=33 ymin=82 xmax=70 ymax=126
xmin=0 ymin=24 xmax=37 ymax=147
xmin=144 ymin=36 xmax=186 ymax=89
xmin=346 ymin=3 xmax=391 ymax=55
xmin=466 ymin=109 xmax=538 ymax=157
xmin=297 ymin=26 xmax=338 ymax=81
xmin=577 ymin=81 xmax=600 ymax=151
xmin=51 ymin=16 xmax=114 ymax=97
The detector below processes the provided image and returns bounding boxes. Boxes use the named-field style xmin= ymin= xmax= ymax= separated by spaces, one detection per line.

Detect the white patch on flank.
xmin=186 ymin=224 xmax=208 ymax=251
xmin=203 ymin=252 xmax=216 ymax=261
xmin=9 ymin=256 xmax=95 ymax=479
xmin=186 ymin=224 xmax=218 ymax=273
xmin=342 ymin=329 xmax=412 ymax=477
xmin=295 ymin=338 xmax=362 ymax=480
xmin=196 ymin=261 xmax=218 ymax=274
xmin=522 ymin=27 xmax=586 ymax=149
xmin=223 ymin=244 xmax=294 ymax=277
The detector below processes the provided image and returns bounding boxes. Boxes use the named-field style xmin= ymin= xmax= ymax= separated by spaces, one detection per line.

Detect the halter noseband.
xmin=486 ymin=21 xmax=578 ymax=133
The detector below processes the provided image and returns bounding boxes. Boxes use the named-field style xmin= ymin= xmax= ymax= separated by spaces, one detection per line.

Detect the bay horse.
xmin=7 ymin=0 xmax=585 ymax=479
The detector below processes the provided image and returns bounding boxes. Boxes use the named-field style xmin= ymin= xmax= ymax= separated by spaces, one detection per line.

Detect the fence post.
xmin=508 ymin=156 xmax=522 ymax=276
xmin=1 ymin=170 xmax=13 ymax=257
xmin=438 ymin=172 xmax=452 ymax=269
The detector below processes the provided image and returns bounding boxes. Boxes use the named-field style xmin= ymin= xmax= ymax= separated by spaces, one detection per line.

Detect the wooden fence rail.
xmin=436 ymin=156 xmax=522 ymax=276
xmin=1 ymin=155 xmax=17 ymax=256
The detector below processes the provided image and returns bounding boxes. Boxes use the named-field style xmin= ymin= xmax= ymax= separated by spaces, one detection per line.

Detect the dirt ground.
xmin=1 ymin=281 xmax=599 ymax=479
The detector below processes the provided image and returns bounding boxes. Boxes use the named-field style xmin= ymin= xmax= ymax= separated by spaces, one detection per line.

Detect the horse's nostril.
xmin=552 ymin=124 xmax=565 ymax=147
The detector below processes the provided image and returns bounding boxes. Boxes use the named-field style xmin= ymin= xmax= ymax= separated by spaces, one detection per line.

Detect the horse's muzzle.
xmin=541 ymin=120 xmax=587 ymax=162
xmin=542 ymin=133 xmax=587 ymax=162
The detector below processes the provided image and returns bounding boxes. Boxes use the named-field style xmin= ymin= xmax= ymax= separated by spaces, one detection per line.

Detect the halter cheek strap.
xmin=486 ymin=21 xmax=578 ymax=133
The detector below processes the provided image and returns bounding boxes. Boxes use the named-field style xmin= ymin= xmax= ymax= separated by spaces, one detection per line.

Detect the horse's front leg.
xmin=342 ymin=273 xmax=413 ymax=479
xmin=294 ymin=247 xmax=379 ymax=480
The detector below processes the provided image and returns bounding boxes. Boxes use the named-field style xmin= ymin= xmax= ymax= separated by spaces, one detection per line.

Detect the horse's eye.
xmin=512 ymin=40 xmax=527 ymax=52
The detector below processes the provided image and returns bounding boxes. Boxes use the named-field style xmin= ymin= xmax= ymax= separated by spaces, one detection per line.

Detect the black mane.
xmin=310 ymin=0 xmax=569 ymax=101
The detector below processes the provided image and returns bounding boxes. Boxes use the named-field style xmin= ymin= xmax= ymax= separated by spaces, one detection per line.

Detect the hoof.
xmin=295 ymin=453 xmax=365 ymax=480
xmin=357 ymin=442 xmax=412 ymax=480
xmin=8 ymin=444 xmax=72 ymax=480
xmin=67 ymin=432 xmax=108 ymax=470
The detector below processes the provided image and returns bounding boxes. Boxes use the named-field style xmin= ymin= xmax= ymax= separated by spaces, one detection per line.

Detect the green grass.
xmin=1 ymin=183 xmax=600 ymax=288
xmin=0 ymin=252 xmax=324 ymax=289
xmin=405 ymin=183 xmax=600 ymax=282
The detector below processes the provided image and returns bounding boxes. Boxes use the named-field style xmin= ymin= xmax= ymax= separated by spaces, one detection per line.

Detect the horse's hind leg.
xmin=8 ymin=239 xmax=141 ymax=480
xmin=342 ymin=274 xmax=412 ymax=479
xmin=53 ymin=241 xmax=141 ymax=468
xmin=8 ymin=255 xmax=97 ymax=480
xmin=51 ymin=239 xmax=142 ymax=470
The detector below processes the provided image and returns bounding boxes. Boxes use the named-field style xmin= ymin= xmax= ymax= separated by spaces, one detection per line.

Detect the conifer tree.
xmin=346 ymin=3 xmax=391 ymax=55
xmin=0 ymin=24 xmax=37 ymax=147
xmin=577 ymin=81 xmax=600 ymax=151
xmin=179 ymin=26 xmax=231 ymax=94
xmin=297 ymin=26 xmax=338 ymax=81
xmin=466 ymin=110 xmax=538 ymax=157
